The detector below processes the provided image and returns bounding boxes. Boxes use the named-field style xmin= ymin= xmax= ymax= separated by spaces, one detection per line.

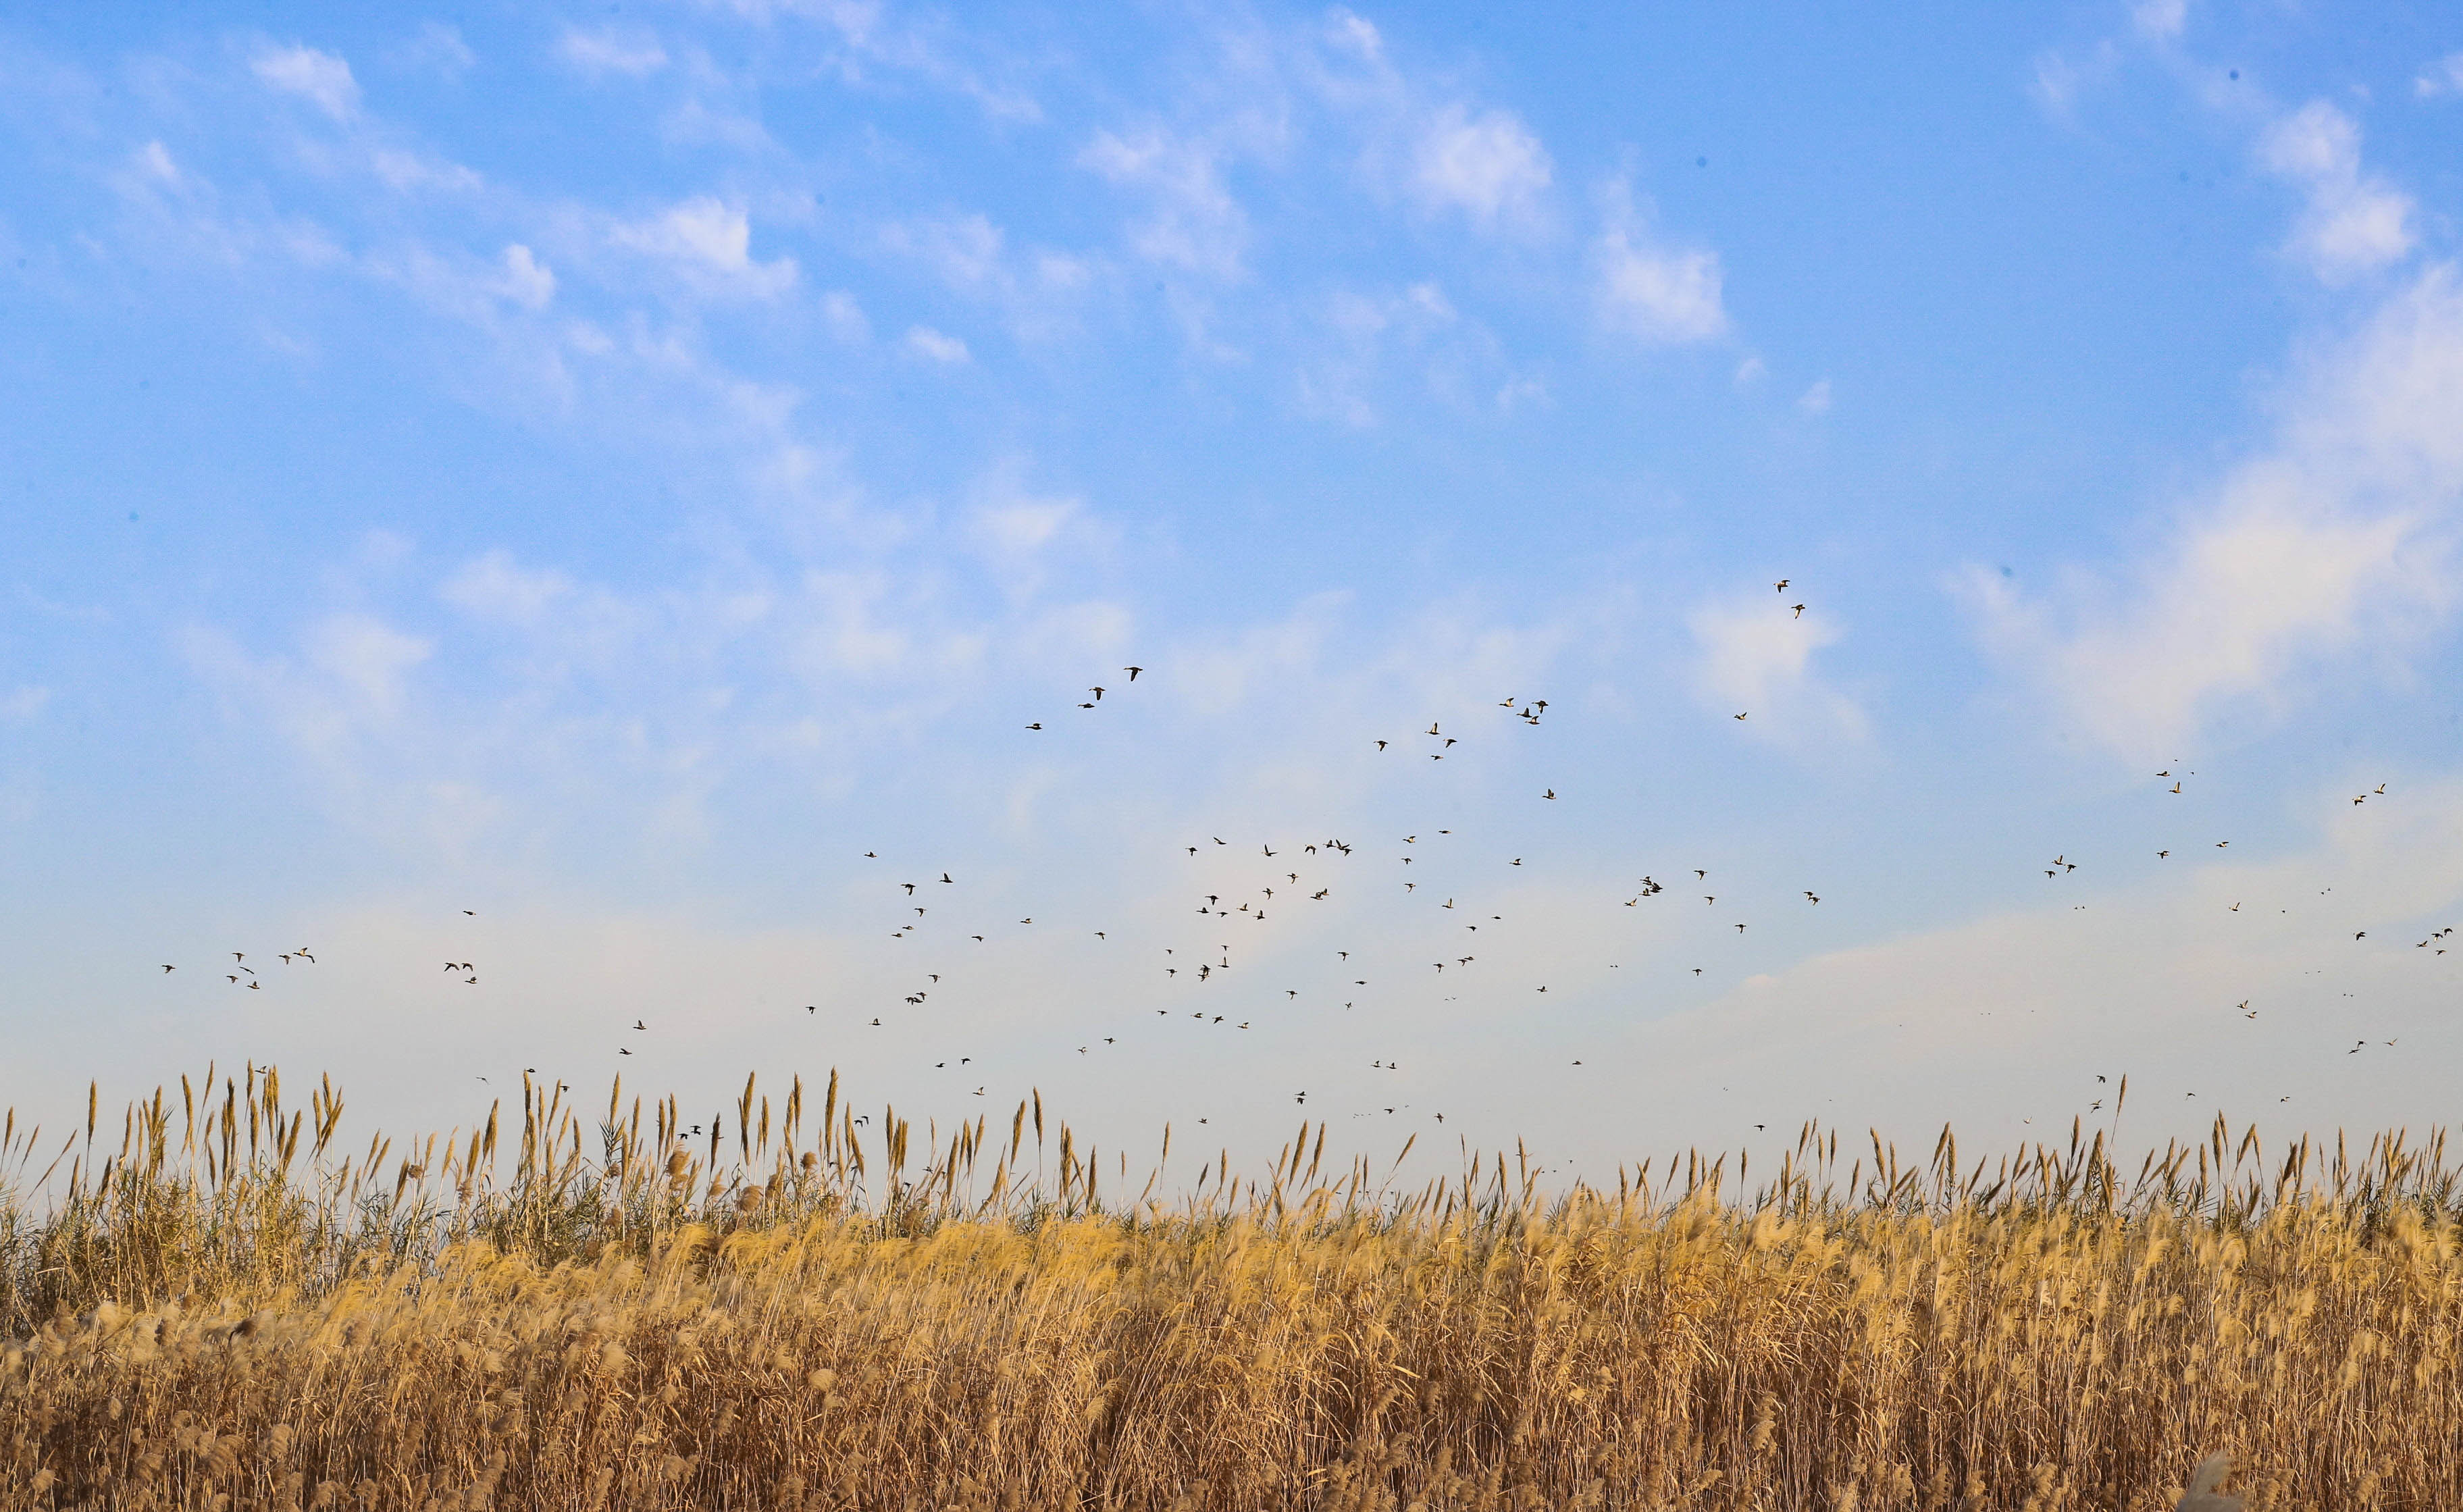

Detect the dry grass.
xmin=5 ymin=1066 xmax=2459 ymax=1510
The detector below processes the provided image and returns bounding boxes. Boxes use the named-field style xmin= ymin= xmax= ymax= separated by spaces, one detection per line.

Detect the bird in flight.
xmin=1124 ymin=667 xmax=1142 ymax=680
xmin=161 ymin=964 xmax=174 ymax=972
xmin=1773 ymin=579 xmax=1789 ymax=592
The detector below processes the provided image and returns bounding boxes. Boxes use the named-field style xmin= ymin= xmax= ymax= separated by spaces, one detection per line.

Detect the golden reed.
xmin=1 ymin=1066 xmax=2445 ymax=1509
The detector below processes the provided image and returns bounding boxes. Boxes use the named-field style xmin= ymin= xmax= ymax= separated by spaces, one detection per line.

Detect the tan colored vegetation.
xmin=3 ymin=1066 xmax=2453 ymax=1509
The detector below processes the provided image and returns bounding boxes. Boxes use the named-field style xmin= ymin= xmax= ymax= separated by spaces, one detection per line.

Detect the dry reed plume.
xmin=3 ymin=1065 xmax=2454 ymax=1510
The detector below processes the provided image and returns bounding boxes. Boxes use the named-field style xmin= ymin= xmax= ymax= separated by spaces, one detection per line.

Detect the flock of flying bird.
xmin=152 ymin=577 xmax=2452 ymax=1147
xmin=783 ymin=575 xmax=2445 ymax=1136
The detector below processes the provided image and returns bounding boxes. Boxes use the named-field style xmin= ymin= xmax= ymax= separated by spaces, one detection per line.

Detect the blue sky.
xmin=5 ymin=2 xmax=2463 ymax=1183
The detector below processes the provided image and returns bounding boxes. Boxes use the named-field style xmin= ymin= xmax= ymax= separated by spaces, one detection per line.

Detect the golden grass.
xmin=4 ymin=1066 xmax=2458 ymax=1509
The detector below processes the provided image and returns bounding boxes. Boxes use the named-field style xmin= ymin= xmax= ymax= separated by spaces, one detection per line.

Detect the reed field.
xmin=5 ymin=1067 xmax=2459 ymax=1510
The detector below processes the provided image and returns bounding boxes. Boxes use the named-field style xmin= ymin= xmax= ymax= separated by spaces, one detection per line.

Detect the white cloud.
xmin=1796 ymin=378 xmax=1832 ymax=415
xmin=878 ymin=213 xmax=1093 ymax=341
xmin=2260 ymin=101 xmax=2416 ymax=284
xmin=396 ymin=22 xmax=475 ymax=78
xmin=136 ymin=141 xmax=179 ymax=184
xmin=494 ymin=244 xmax=555 ymax=310
xmin=0 ymin=686 xmax=49 ymax=721
xmin=1035 ymin=253 xmax=1093 ymax=292
xmin=903 ymin=325 xmax=970 ymax=363
xmin=1410 ymin=104 xmax=1551 ymax=232
xmin=1081 ymin=128 xmax=1249 ymax=280
xmin=613 ymin=197 xmax=799 ymax=298
xmin=881 ymin=211 xmax=1006 ymax=290
xmin=1967 ymin=267 xmax=2463 ymax=760
xmin=558 ymin=27 xmax=669 ymax=78
xmin=2417 ymin=53 xmax=2463 ymax=99
xmin=791 ymin=0 xmax=1042 ymax=123
xmin=2030 ymin=51 xmax=2083 ymax=114
xmin=1322 ymin=8 xmax=1383 ymax=62
xmin=1495 ymin=374 xmax=1548 ymax=412
xmin=973 ymin=498 xmax=1074 ymax=556
xmin=964 ymin=470 xmax=1101 ymax=602
xmin=820 ymin=290 xmax=870 ymax=342
xmin=1688 ymin=593 xmax=1863 ymax=741
xmin=306 ymin=614 xmax=431 ymax=716
xmin=1613 ymin=780 xmax=2463 ymax=1155
xmin=443 ymin=552 xmax=574 ymax=626
xmin=2131 ymin=0 xmax=2188 ymax=41
xmin=1292 ymin=281 xmax=1473 ymax=428
xmin=1594 ymin=180 xmax=1726 ymax=344
xmin=252 ymin=44 xmax=361 ymax=120
xmin=371 ymin=149 xmax=483 ymax=194
xmin=1597 ymin=238 xmax=1726 ymax=344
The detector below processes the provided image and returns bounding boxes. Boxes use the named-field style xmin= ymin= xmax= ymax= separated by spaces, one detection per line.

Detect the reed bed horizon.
xmin=4 ymin=1064 xmax=2455 ymax=1509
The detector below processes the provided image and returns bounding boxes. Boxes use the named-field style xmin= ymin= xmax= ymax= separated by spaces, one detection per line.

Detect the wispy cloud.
xmin=557 ymin=27 xmax=670 ymax=78
xmin=1688 ymin=593 xmax=1863 ymax=744
xmin=1593 ymin=179 xmax=1726 ymax=344
xmin=251 ymin=43 xmax=361 ymax=120
xmin=1966 ymin=267 xmax=2463 ymax=760
xmin=1081 ymin=127 xmax=1251 ymax=280
xmin=306 ymin=613 xmax=432 ymax=717
xmin=1409 ymin=103 xmax=1551 ymax=232
xmin=903 ymin=325 xmax=970 ymax=363
xmin=612 ymin=197 xmax=798 ymax=298
xmin=393 ymin=22 xmax=475 ymax=79
xmin=2260 ymin=101 xmax=2416 ymax=284
xmin=2131 ymin=0 xmax=2189 ymax=43
xmin=1621 ymin=775 xmax=2463 ymax=1152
